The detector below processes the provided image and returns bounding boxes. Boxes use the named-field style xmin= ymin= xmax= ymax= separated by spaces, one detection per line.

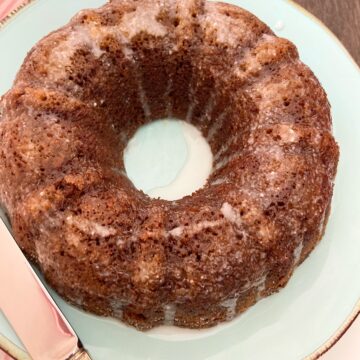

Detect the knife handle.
xmin=0 ymin=334 xmax=30 ymax=360
xmin=68 ymin=348 xmax=92 ymax=360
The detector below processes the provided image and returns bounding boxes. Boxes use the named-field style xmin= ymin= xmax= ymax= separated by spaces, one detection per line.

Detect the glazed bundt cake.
xmin=0 ymin=0 xmax=339 ymax=330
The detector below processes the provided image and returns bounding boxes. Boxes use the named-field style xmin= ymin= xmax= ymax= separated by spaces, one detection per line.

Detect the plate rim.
xmin=0 ymin=1 xmax=359 ymax=359
xmin=0 ymin=0 xmax=35 ymax=29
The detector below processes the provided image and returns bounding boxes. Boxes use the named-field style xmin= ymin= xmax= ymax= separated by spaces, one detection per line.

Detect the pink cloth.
xmin=0 ymin=0 xmax=359 ymax=359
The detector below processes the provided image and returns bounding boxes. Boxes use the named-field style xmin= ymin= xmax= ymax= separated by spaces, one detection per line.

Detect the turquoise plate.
xmin=1 ymin=1 xmax=360 ymax=359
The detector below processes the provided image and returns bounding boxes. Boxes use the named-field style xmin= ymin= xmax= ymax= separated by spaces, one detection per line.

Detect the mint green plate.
xmin=1 ymin=1 xmax=360 ymax=359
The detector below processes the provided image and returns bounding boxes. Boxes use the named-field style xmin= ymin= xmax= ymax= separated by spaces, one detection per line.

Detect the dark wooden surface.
xmin=295 ymin=0 xmax=360 ymax=65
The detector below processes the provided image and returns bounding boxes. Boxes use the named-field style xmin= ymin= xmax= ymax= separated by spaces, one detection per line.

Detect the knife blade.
xmin=0 ymin=219 xmax=91 ymax=360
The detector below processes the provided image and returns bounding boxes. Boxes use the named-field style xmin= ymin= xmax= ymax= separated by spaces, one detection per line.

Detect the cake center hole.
xmin=124 ymin=119 xmax=213 ymax=201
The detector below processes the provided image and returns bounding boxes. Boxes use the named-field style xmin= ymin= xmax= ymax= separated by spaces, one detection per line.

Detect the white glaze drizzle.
xmin=276 ymin=124 xmax=300 ymax=144
xmin=136 ymin=70 xmax=152 ymax=120
xmin=185 ymin=71 xmax=196 ymax=123
xmin=318 ymin=205 xmax=328 ymax=239
xmin=221 ymin=202 xmax=242 ymax=227
xmin=66 ymin=216 xmax=116 ymax=238
xmin=221 ymin=297 xmax=237 ymax=321
xmin=168 ymin=219 xmax=223 ymax=238
xmin=163 ymin=304 xmax=176 ymax=325
xmin=200 ymin=91 xmax=217 ymax=123
xmin=186 ymin=101 xmax=195 ymax=123
xmin=47 ymin=15 xmax=156 ymax=121
xmin=232 ymin=33 xmax=278 ymax=79
xmin=202 ymin=2 xmax=251 ymax=47
xmin=165 ymin=77 xmax=174 ymax=117
xmin=168 ymin=226 xmax=184 ymax=237
xmin=118 ymin=2 xmax=167 ymax=39
xmin=111 ymin=165 xmax=127 ymax=176
xmin=247 ymin=63 xmax=301 ymax=113
xmin=213 ymin=135 xmax=236 ymax=162
xmin=110 ymin=300 xmax=124 ymax=319
xmin=214 ymin=142 xmax=285 ymax=174
xmin=45 ymin=25 xmax=105 ymax=82
xmin=293 ymin=241 xmax=304 ymax=266
xmin=221 ymin=275 xmax=268 ymax=320
xmin=119 ymin=40 xmax=152 ymax=120
xmin=256 ymin=276 xmax=267 ymax=301
xmin=206 ymin=111 xmax=228 ymax=142
xmin=211 ymin=177 xmax=228 ymax=186
xmin=212 ymin=152 xmax=235 ymax=172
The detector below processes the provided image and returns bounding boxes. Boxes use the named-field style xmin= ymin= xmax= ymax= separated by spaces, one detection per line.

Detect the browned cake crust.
xmin=0 ymin=0 xmax=339 ymax=330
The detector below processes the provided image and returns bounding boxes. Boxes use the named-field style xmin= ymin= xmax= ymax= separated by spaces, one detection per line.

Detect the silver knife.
xmin=0 ymin=219 xmax=91 ymax=360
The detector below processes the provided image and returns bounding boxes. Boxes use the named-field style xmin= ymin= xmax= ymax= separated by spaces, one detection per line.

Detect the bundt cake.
xmin=0 ymin=0 xmax=339 ymax=330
